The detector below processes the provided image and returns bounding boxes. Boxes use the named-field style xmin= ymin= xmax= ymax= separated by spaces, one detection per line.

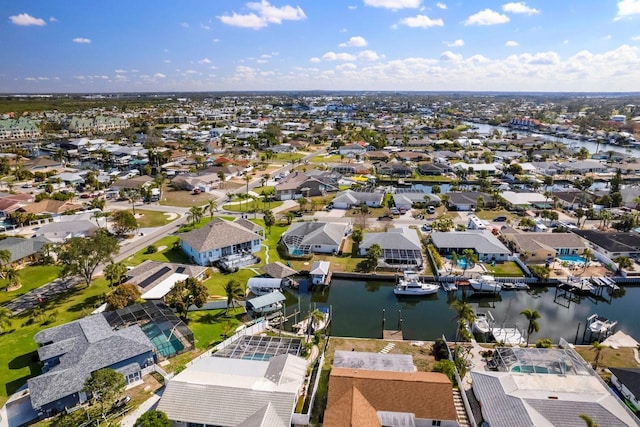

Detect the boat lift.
xmin=583 ymin=313 xmax=617 ymax=343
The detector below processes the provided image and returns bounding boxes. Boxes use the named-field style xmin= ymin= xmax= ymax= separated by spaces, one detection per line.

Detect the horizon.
xmin=2 ymin=1 xmax=640 ymax=93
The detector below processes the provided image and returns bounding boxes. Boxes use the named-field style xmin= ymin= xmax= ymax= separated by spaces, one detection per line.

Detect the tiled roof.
xmin=180 ymin=218 xmax=262 ymax=252
xmin=282 ymin=222 xmax=347 ymax=247
xmin=324 ymin=368 xmax=457 ymax=427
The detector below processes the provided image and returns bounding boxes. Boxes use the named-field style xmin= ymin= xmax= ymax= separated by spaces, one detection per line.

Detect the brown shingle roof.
xmin=180 ymin=218 xmax=262 ymax=252
xmin=323 ymin=368 xmax=457 ymax=427
xmin=19 ymin=199 xmax=82 ymax=214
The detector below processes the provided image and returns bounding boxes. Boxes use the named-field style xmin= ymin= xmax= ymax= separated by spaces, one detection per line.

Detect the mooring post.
xmin=382 ymin=308 xmax=386 ymax=338
xmin=574 ymin=322 xmax=581 ymax=345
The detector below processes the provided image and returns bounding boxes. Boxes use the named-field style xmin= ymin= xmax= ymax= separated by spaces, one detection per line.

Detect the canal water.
xmin=289 ymin=279 xmax=640 ymax=344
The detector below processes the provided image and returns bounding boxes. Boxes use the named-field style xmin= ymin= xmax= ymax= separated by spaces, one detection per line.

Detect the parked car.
xmin=293 ymin=211 xmax=304 ymax=217
xmin=378 ymin=214 xmax=393 ymax=221
xmin=421 ymin=224 xmax=432 ymax=232
xmin=493 ymin=215 xmax=507 ymax=222
xmin=426 ymin=206 xmax=436 ymax=214
xmin=390 ymin=207 xmax=400 ymax=215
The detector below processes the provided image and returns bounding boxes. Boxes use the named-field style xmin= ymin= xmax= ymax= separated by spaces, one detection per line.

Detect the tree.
xmin=134 ymin=410 xmax=171 ymax=427
xmin=206 ymin=199 xmax=218 ymax=219
xmin=83 ymin=368 xmax=126 ymax=419
xmin=106 ymin=283 xmax=141 ymax=309
xmin=519 ymin=217 xmax=535 ymax=230
xmin=579 ymin=414 xmax=599 ymax=427
xmin=613 ymin=256 xmax=633 ymax=273
xmin=431 ymin=215 xmax=454 ymax=232
xmin=461 ymin=249 xmax=477 ymax=275
xmin=4 ymin=266 xmax=21 ymax=290
xmin=351 ymin=227 xmax=363 ymax=253
xmin=0 ymin=248 xmax=12 ymax=269
xmin=56 ymin=231 xmax=119 ymax=287
xmin=452 ymin=300 xmax=475 ymax=342
xmin=111 ymin=209 xmax=139 ymax=236
xmin=520 ymin=309 xmax=541 ymax=347
xmin=127 ymin=189 xmax=141 ymax=215
xmin=187 ymin=205 xmax=204 ymax=226
xmin=263 ymin=210 xmax=275 ymax=234
xmin=285 ymin=211 xmax=295 ymax=225
xmin=297 ymin=197 xmax=308 ymax=212
xmin=0 ymin=307 xmax=12 ymax=333
xmin=223 ymin=279 xmax=244 ymax=313
xmin=590 ymin=341 xmax=606 ymax=370
xmin=104 ymin=262 xmax=128 ymax=287
xmin=365 ymin=243 xmax=382 ymax=272
xmin=165 ymin=277 xmax=208 ymax=318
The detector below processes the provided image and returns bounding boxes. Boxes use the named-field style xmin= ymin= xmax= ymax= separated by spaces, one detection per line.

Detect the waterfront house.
xmin=417 ymin=162 xmax=452 ymax=176
xmin=332 ymin=189 xmax=384 ymax=209
xmin=556 ymin=160 xmax=609 ymax=175
xmin=180 ymin=218 xmax=263 ymax=268
xmin=392 ymin=190 xmax=441 ymax=210
xmin=33 ymin=220 xmax=98 ymax=243
xmin=572 ymin=230 xmax=640 ymax=259
xmin=27 ymin=315 xmax=154 ymax=418
xmin=310 ymin=260 xmax=331 ymax=285
xmin=339 ymin=143 xmax=367 ymax=157
xmin=281 ymin=222 xmax=349 ymax=255
xmin=375 ymin=162 xmax=413 ymax=177
xmin=359 ymin=227 xmax=423 ymax=269
xmin=609 ymin=368 xmax=640 ymax=413
xmin=501 ymin=230 xmax=587 ymax=263
xmin=500 ymin=191 xmax=550 ymax=211
xmin=124 ymin=260 xmax=208 ymax=301
xmin=156 ymin=353 xmax=307 ymax=426
xmin=430 ymin=230 xmax=511 ymax=262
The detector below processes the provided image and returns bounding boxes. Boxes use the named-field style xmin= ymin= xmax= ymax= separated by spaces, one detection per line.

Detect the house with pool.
xmin=500 ymin=230 xmax=587 ymax=263
xmin=180 ymin=218 xmax=263 ymax=268
xmin=430 ymin=230 xmax=511 ymax=263
xmin=280 ymin=221 xmax=349 ymax=255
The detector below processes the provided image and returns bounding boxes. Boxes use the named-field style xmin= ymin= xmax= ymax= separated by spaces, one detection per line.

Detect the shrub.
xmin=144 ymin=245 xmax=157 ymax=254
xmin=433 ymin=360 xmax=456 ymax=383
xmin=529 ymin=265 xmax=550 ymax=280
xmin=432 ymin=338 xmax=449 ymax=360
xmin=535 ymin=338 xmax=553 ymax=348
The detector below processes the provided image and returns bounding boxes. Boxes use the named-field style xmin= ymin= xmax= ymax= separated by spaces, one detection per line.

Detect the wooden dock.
xmin=383 ymin=329 xmax=404 ymax=340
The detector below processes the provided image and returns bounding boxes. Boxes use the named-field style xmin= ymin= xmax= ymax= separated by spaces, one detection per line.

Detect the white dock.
xmin=491 ymin=327 xmax=526 ymax=346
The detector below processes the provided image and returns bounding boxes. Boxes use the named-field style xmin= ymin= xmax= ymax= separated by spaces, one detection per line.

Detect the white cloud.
xmin=505 ymin=40 xmax=519 ymax=47
xmin=73 ymin=75 xmax=86 ymax=80
xmin=115 ymin=69 xmax=127 ymax=74
xmin=163 ymin=60 xmax=172 ymax=64
xmin=180 ymin=22 xmax=190 ymax=28
xmin=9 ymin=13 xmax=46 ymax=26
xmin=632 ymin=35 xmax=640 ymax=41
xmin=218 ymin=0 xmax=306 ymax=30
xmin=603 ymin=34 xmax=612 ymax=40
xmin=72 ymin=37 xmax=91 ymax=44
xmin=563 ymin=40 xmax=569 ymax=44
xmin=502 ymin=2 xmax=540 ymax=15
xmin=444 ymin=39 xmax=464 ymax=47
xmin=364 ymin=0 xmax=421 ymax=9
xmin=401 ymin=14 xmax=444 ymax=28
xmin=257 ymin=59 xmax=268 ymax=63
xmin=310 ymin=57 xmax=321 ymax=63
xmin=154 ymin=73 xmax=166 ymax=79
xmin=201 ymin=24 xmax=210 ymax=30
xmin=440 ymin=51 xmax=462 ymax=61
xmin=340 ymin=36 xmax=368 ymax=47
xmin=465 ymin=9 xmax=510 ymax=26
xmin=24 ymin=77 xmax=36 ymax=81
xmin=49 ymin=16 xmax=58 ymax=22
xmin=322 ymin=51 xmax=357 ymax=61
xmin=336 ymin=63 xmax=357 ymax=71
xmin=616 ymin=0 xmax=640 ymax=20
xmin=348 ymin=5 xmax=357 ymax=10
xmin=198 ymin=58 xmax=212 ymax=64
xmin=213 ymin=38 xmax=221 ymax=43
xmin=184 ymin=70 xmax=199 ymax=75
xmin=261 ymin=54 xmax=272 ymax=58
xmin=38 ymin=77 xmax=49 ymax=80
xmin=359 ymin=50 xmax=383 ymax=61
xmin=436 ymin=2 xmax=447 ymax=9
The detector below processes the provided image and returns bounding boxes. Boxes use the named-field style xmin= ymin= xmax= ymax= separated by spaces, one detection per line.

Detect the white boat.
xmin=587 ymin=314 xmax=617 ymax=336
xmin=502 ymin=282 xmax=530 ymax=291
xmin=394 ymin=272 xmax=440 ymax=296
xmin=473 ymin=312 xmax=493 ymax=334
xmin=468 ymin=275 xmax=502 ymax=294
xmin=252 ymin=301 xmax=283 ymax=314
xmin=293 ymin=308 xmax=330 ymax=336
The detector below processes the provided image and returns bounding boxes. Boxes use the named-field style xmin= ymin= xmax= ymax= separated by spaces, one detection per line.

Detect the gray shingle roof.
xmin=333 ymin=190 xmax=384 ymax=205
xmin=0 ymin=236 xmax=50 ymax=263
xmin=430 ymin=230 xmax=510 ymax=254
xmin=260 ymin=262 xmax=298 ymax=278
xmin=282 ymin=222 xmax=348 ymax=247
xmin=361 ymin=227 xmax=421 ymax=251
xmin=28 ymin=315 xmax=154 ymax=409
xmin=180 ymin=218 xmax=263 ymax=252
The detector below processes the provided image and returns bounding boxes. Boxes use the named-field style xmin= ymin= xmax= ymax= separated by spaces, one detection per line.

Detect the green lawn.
xmin=273 ymin=152 xmax=304 ymax=162
xmin=0 ymin=278 xmax=111 ymax=406
xmin=223 ymin=200 xmax=283 ymax=213
xmin=310 ymin=154 xmax=341 ymax=163
xmin=135 ymin=209 xmax=176 ymax=228
xmin=186 ymin=308 xmax=245 ymax=350
xmin=0 ymin=265 xmax=62 ymax=305
xmin=473 ymin=209 xmax=518 ymax=222
xmin=122 ymin=236 xmax=189 ymax=266
xmin=484 ymin=261 xmax=526 ymax=277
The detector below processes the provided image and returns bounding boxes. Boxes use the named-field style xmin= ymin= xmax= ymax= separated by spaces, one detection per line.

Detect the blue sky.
xmin=2 ymin=0 xmax=640 ymax=93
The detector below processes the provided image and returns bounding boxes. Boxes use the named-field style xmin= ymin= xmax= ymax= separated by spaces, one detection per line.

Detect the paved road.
xmin=3 ymin=277 xmax=83 ymax=316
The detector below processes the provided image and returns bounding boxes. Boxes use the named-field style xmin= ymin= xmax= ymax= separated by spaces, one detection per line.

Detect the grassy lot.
xmin=472 ymin=208 xmax=518 ymax=222
xmin=0 ymin=278 xmax=111 ymax=406
xmin=135 ymin=209 xmax=176 ymax=228
xmin=575 ymin=346 xmax=639 ymax=382
xmin=484 ymin=261 xmax=526 ymax=277
xmin=273 ymin=152 xmax=304 ymax=163
xmin=310 ymin=154 xmax=341 ymax=163
xmin=122 ymin=235 xmax=188 ymax=266
xmin=223 ymin=200 xmax=283 ymax=213
xmin=187 ymin=308 xmax=245 ymax=350
xmin=159 ymin=184 xmax=218 ymax=207
xmin=0 ymin=265 xmax=62 ymax=305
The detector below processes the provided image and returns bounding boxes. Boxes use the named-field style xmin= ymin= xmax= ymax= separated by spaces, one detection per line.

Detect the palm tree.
xmin=104 ymin=262 xmax=128 ymax=288
xmin=223 ymin=279 xmax=244 ymax=313
xmin=187 ymin=206 xmax=204 ymax=226
xmin=579 ymin=414 xmax=599 ymax=427
xmin=461 ymin=249 xmax=477 ymax=275
xmin=520 ymin=309 xmax=541 ymax=347
xmin=0 ymin=307 xmax=11 ymax=333
xmin=452 ymin=300 xmax=475 ymax=342
xmin=4 ymin=267 xmax=21 ymax=291
xmin=206 ymin=199 xmax=218 ymax=219
xmin=0 ymin=249 xmax=11 ymax=267
xmin=590 ymin=341 xmax=606 ymax=370
xmin=450 ymin=251 xmax=459 ymax=274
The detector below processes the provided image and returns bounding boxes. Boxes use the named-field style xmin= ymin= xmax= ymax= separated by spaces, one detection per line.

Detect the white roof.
xmin=501 ymin=191 xmax=549 ymax=206
xmin=247 ymin=277 xmax=282 ymax=290
xmin=140 ymin=273 xmax=188 ymax=299
xmin=310 ymin=261 xmax=330 ymax=276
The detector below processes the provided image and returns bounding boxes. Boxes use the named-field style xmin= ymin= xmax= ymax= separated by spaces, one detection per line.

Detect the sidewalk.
xmin=119 ymin=387 xmax=164 ymax=427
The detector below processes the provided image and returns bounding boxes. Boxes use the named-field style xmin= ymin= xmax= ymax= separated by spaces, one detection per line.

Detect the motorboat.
xmin=468 ymin=275 xmax=502 ymax=294
xmin=394 ymin=271 xmax=440 ymax=296
xmin=502 ymin=281 xmax=530 ymax=291
xmin=587 ymin=314 xmax=617 ymax=336
xmin=472 ymin=312 xmax=493 ymax=335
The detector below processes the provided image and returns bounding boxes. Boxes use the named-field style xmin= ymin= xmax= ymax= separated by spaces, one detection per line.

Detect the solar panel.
xmin=138 ymin=266 xmax=172 ymax=289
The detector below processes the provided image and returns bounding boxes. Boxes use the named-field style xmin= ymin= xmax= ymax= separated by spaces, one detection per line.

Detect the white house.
xmin=310 ymin=261 xmax=331 ymax=285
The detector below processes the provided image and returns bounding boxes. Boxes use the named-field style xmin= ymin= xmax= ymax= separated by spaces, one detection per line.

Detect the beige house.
xmin=501 ymin=230 xmax=587 ymax=263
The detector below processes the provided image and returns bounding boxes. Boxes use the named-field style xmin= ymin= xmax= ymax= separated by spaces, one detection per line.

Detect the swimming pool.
xmin=557 ymin=255 xmax=587 ymax=265
xmin=446 ymin=256 xmax=468 ymax=269
xmin=511 ymin=365 xmax=550 ymax=374
xmin=141 ymin=322 xmax=184 ymax=358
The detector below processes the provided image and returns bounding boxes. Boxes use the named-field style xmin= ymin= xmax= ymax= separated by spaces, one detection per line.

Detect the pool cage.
xmin=490 ymin=346 xmax=592 ymax=376
xmin=104 ymin=302 xmax=194 ymax=360
xmin=213 ymin=335 xmax=302 ymax=361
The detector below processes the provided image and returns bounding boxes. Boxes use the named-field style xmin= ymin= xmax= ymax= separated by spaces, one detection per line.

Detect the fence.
xmin=291 ymin=351 xmax=325 ymax=425
xmin=442 ymin=334 xmax=478 ymax=427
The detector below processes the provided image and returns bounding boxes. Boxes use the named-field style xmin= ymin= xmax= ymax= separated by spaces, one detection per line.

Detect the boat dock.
xmin=383 ymin=330 xmax=404 ymax=340
xmin=554 ymin=276 xmax=617 ymax=306
xmin=491 ymin=326 xmax=526 ymax=346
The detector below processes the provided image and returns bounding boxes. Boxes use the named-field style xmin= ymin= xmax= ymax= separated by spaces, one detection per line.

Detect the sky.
xmin=2 ymin=0 xmax=640 ymax=93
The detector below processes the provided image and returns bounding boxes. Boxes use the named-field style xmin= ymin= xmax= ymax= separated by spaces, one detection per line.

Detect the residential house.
xmin=0 ymin=236 xmax=50 ymax=267
xmin=610 ymin=367 xmax=640 ymax=414
xmin=110 ymin=175 xmax=154 ymax=192
xmin=392 ymin=191 xmax=440 ymax=210
xmin=359 ymin=227 xmax=423 ymax=268
xmin=171 ymin=173 xmax=220 ymax=192
xmin=332 ymin=190 xmax=384 ymax=209
xmin=18 ymin=199 xmax=83 ymax=216
xmin=556 ymin=160 xmax=609 ymax=175
xmin=501 ymin=230 xmax=587 ymax=263
xmin=365 ymin=150 xmax=390 ymax=162
xmin=376 ymin=162 xmax=412 ymax=177
xmin=417 ymin=162 xmax=452 ymax=176
xmin=324 ymin=358 xmax=458 ymax=426
xmin=274 ymin=172 xmax=338 ymax=201
xmin=552 ymin=190 xmax=595 ymax=211
xmin=500 ymin=191 xmax=550 ymax=211
xmin=339 ymin=143 xmax=367 ymax=158
xmin=471 ymin=346 xmax=638 ymax=427
xmin=125 ymin=260 xmax=208 ymax=301
xmin=33 ymin=220 xmax=98 ymax=243
xmin=23 ymin=158 xmax=63 ymax=173
xmin=430 ymin=230 xmax=511 ymax=262
xmin=453 ymin=162 xmax=501 ymax=175
xmin=446 ymin=192 xmax=491 ymax=211
xmin=27 ymin=315 xmax=154 ymax=418
xmin=572 ymin=230 xmax=640 ymax=259
xmin=281 ymin=222 xmax=349 ymax=255
xmin=329 ymin=162 xmax=372 ymax=175
xmin=180 ymin=218 xmax=263 ymax=267
xmin=310 ymin=260 xmax=331 ymax=285
xmin=156 ymin=354 xmax=307 ymax=426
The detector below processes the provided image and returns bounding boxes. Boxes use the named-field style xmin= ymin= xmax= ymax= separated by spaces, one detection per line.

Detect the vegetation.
xmin=452 ymin=300 xmax=475 ymax=342
xmin=223 ymin=279 xmax=244 ymax=313
xmin=165 ymin=277 xmax=208 ymax=318
xmin=103 ymin=262 xmax=128 ymax=288
xmin=521 ymin=309 xmax=541 ymax=347
xmin=528 ymin=265 xmax=550 ymax=280
xmin=56 ymin=231 xmax=119 ymax=287
xmin=134 ymin=410 xmax=171 ymax=427
xmin=84 ymin=368 xmax=126 ymax=420
xmin=111 ymin=209 xmax=139 ymax=236
xmin=105 ymin=283 xmax=141 ymax=309
xmin=0 ymin=307 xmax=11 ymax=334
